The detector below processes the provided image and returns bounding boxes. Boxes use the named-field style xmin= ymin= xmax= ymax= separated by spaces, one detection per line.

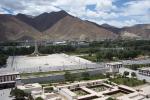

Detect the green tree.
xmin=123 ymin=71 xmax=129 ymax=77
xmin=35 ymin=97 xmax=44 ymax=100
xmin=10 ymin=88 xmax=27 ymax=100
xmin=64 ymin=71 xmax=76 ymax=82
xmin=106 ymin=97 xmax=115 ymax=100
xmin=131 ymin=72 xmax=136 ymax=78
xmin=106 ymin=73 xmax=110 ymax=78
xmin=0 ymin=54 xmax=8 ymax=67
xmin=64 ymin=71 xmax=71 ymax=81
xmin=143 ymin=79 xmax=146 ymax=83
xmin=82 ymin=72 xmax=90 ymax=80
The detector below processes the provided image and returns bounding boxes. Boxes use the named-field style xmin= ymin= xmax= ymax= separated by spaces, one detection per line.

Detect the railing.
xmin=14 ymin=63 xmax=106 ymax=73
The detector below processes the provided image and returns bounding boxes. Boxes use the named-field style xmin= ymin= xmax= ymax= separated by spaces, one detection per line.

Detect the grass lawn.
xmin=72 ymin=89 xmax=89 ymax=96
xmin=44 ymin=87 xmax=53 ymax=93
xmin=21 ymin=69 xmax=88 ymax=78
xmin=21 ymin=71 xmax=64 ymax=77
xmin=109 ymin=77 xmax=145 ymax=87
xmin=79 ymin=55 xmax=97 ymax=62
xmin=87 ymin=74 xmax=107 ymax=80
xmin=88 ymin=85 xmax=109 ymax=92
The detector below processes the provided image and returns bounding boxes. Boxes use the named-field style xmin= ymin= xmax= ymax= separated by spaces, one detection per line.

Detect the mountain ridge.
xmin=0 ymin=10 xmax=149 ymax=41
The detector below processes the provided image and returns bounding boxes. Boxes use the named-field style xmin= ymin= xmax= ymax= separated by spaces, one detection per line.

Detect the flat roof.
xmin=106 ymin=62 xmax=122 ymax=65
xmin=117 ymin=92 xmax=145 ymax=100
xmin=17 ymin=83 xmax=42 ymax=90
xmin=57 ymin=79 xmax=106 ymax=88
xmin=141 ymin=85 xmax=150 ymax=95
xmin=0 ymin=68 xmax=19 ymax=76
xmin=139 ymin=67 xmax=150 ymax=71
xmin=61 ymin=88 xmax=76 ymax=97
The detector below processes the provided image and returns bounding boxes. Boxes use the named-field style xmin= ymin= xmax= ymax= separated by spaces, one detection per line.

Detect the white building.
xmin=59 ymin=88 xmax=77 ymax=100
xmin=16 ymin=79 xmax=150 ymax=100
xmin=138 ymin=67 xmax=150 ymax=77
xmin=106 ymin=62 xmax=123 ymax=73
xmin=53 ymin=41 xmax=67 ymax=45
xmin=17 ymin=83 xmax=62 ymax=100
xmin=0 ymin=68 xmax=20 ymax=89
xmin=17 ymin=83 xmax=42 ymax=93
xmin=118 ymin=85 xmax=150 ymax=100
xmin=56 ymin=79 xmax=138 ymax=100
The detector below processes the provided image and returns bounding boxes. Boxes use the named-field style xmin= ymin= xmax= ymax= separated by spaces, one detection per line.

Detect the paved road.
xmin=0 ymin=88 xmax=13 ymax=100
xmin=119 ymin=67 xmax=150 ymax=82
xmin=121 ymin=59 xmax=150 ymax=65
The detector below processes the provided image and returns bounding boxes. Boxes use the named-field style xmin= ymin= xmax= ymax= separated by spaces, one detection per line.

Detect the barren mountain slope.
xmin=44 ymin=15 xmax=117 ymax=41
xmin=0 ymin=14 xmax=43 ymax=41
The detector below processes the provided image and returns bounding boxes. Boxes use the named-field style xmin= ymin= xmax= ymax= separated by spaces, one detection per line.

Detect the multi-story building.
xmin=106 ymin=62 xmax=123 ymax=73
xmin=0 ymin=68 xmax=20 ymax=89
xmin=138 ymin=67 xmax=150 ymax=76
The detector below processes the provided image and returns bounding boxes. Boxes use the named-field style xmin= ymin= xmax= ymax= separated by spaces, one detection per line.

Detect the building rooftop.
xmin=139 ymin=67 xmax=150 ymax=71
xmin=117 ymin=85 xmax=150 ymax=100
xmin=106 ymin=62 xmax=122 ymax=65
xmin=0 ymin=68 xmax=19 ymax=76
xmin=17 ymin=83 xmax=42 ymax=90
xmin=57 ymin=79 xmax=107 ymax=89
xmin=141 ymin=85 xmax=150 ymax=95
xmin=61 ymin=88 xmax=76 ymax=97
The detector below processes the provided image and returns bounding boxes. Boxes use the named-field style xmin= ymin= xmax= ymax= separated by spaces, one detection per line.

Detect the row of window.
xmin=139 ymin=70 xmax=150 ymax=76
xmin=0 ymin=74 xmax=19 ymax=82
xmin=106 ymin=64 xmax=123 ymax=68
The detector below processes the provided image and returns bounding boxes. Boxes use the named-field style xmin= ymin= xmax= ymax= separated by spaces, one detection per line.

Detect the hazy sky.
xmin=0 ymin=0 xmax=150 ymax=27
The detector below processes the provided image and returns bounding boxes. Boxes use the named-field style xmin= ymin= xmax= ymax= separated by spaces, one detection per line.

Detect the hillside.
xmin=16 ymin=10 xmax=68 ymax=32
xmin=0 ymin=14 xmax=43 ymax=41
xmin=120 ymin=24 xmax=150 ymax=39
xmin=44 ymin=15 xmax=117 ymax=41
xmin=0 ymin=10 xmax=149 ymax=41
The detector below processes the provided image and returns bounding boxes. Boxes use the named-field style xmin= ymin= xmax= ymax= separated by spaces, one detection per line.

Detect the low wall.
xmin=21 ymin=68 xmax=108 ymax=84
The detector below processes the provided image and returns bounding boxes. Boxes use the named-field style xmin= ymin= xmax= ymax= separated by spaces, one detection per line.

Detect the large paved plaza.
xmin=7 ymin=53 xmax=96 ymax=73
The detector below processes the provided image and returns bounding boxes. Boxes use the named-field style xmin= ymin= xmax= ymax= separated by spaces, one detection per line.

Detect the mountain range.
xmin=0 ymin=10 xmax=149 ymax=41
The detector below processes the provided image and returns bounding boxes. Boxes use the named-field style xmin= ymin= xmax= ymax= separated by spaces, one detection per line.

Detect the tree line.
xmin=96 ymin=49 xmax=141 ymax=61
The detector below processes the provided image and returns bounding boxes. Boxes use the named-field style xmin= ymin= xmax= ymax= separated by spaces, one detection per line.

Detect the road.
xmin=119 ymin=67 xmax=150 ymax=82
xmin=0 ymin=88 xmax=14 ymax=100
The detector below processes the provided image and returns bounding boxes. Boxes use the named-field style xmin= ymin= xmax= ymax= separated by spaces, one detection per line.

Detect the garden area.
xmin=44 ymin=87 xmax=53 ymax=93
xmin=64 ymin=71 xmax=107 ymax=82
xmin=71 ymin=88 xmax=89 ymax=96
xmin=109 ymin=77 xmax=146 ymax=87
xmin=87 ymin=85 xmax=109 ymax=92
xmin=104 ymin=90 xmax=128 ymax=98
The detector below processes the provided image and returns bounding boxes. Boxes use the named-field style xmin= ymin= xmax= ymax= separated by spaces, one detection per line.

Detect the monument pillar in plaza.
xmin=31 ymin=41 xmax=40 ymax=56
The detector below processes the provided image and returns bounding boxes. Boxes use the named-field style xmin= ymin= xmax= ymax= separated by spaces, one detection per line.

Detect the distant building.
xmin=138 ymin=67 xmax=150 ymax=76
xmin=53 ymin=41 xmax=67 ymax=45
xmin=0 ymin=68 xmax=20 ymax=89
xmin=106 ymin=62 xmax=123 ymax=73
xmin=77 ymin=41 xmax=89 ymax=46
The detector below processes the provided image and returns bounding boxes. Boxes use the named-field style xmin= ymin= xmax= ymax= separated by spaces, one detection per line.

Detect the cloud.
xmin=0 ymin=0 xmax=149 ymax=27
xmin=0 ymin=8 xmax=10 ymax=14
xmin=122 ymin=0 xmax=150 ymax=16
xmin=0 ymin=0 xmax=60 ymax=15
